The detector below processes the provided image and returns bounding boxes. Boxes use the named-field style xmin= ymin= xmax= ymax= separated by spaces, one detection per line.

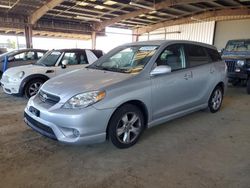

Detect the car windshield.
xmin=36 ymin=50 xmax=62 ymax=66
xmin=88 ymin=45 xmax=158 ymax=73
xmin=225 ymin=40 xmax=250 ymax=52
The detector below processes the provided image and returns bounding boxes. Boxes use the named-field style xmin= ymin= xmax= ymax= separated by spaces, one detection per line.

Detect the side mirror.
xmin=61 ymin=59 xmax=68 ymax=69
xmin=150 ymin=65 xmax=171 ymax=76
xmin=8 ymin=56 xmax=15 ymax=62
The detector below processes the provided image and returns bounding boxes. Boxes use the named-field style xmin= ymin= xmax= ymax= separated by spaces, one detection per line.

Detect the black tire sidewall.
xmin=108 ymin=104 xmax=145 ymax=149
xmin=208 ymin=86 xmax=223 ymax=113
xmin=247 ymin=79 xmax=250 ymax=94
xmin=24 ymin=78 xmax=44 ymax=99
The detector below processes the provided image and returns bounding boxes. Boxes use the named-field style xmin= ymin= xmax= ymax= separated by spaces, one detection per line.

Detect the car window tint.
xmin=206 ymin=48 xmax=221 ymax=62
xmin=156 ymin=44 xmax=186 ymax=71
xmin=185 ymin=44 xmax=209 ymax=67
xmin=62 ymin=52 xmax=78 ymax=65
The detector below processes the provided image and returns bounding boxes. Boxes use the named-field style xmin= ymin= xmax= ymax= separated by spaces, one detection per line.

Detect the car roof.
xmin=13 ymin=49 xmax=47 ymax=52
xmin=123 ymin=40 xmax=217 ymax=50
xmin=54 ymin=48 xmax=102 ymax=52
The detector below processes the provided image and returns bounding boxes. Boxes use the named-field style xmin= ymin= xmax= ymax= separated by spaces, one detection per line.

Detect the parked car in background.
xmin=222 ymin=39 xmax=250 ymax=94
xmin=1 ymin=48 xmax=103 ymax=98
xmin=24 ymin=40 xmax=227 ymax=149
xmin=0 ymin=49 xmax=47 ymax=74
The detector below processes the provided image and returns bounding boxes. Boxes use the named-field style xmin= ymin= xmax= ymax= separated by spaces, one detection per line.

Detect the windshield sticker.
xmin=139 ymin=46 xmax=158 ymax=51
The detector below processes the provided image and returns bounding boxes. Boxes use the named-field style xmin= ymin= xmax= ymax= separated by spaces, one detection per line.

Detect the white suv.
xmin=0 ymin=49 xmax=103 ymax=98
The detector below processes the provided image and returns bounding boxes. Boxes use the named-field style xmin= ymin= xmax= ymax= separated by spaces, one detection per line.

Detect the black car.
xmin=0 ymin=49 xmax=47 ymax=74
xmin=222 ymin=39 xmax=250 ymax=94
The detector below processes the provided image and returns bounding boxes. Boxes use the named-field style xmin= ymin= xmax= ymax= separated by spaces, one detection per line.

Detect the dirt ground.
xmin=0 ymin=86 xmax=249 ymax=188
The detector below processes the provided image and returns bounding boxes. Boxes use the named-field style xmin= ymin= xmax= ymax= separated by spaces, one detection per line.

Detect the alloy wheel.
xmin=116 ymin=112 xmax=142 ymax=144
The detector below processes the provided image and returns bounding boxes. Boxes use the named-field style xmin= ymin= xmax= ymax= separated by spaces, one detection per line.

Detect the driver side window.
xmin=156 ymin=44 xmax=186 ymax=71
xmin=62 ymin=52 xmax=78 ymax=65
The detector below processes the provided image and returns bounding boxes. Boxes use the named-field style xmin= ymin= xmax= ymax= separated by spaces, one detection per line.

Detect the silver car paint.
xmin=24 ymin=40 xmax=227 ymax=144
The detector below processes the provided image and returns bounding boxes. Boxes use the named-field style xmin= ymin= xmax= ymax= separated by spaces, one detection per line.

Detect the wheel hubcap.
xmin=29 ymin=82 xmax=42 ymax=96
xmin=116 ymin=112 xmax=141 ymax=144
xmin=211 ymin=89 xmax=222 ymax=110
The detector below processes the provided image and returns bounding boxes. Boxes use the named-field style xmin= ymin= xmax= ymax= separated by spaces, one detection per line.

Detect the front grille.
xmin=247 ymin=59 xmax=250 ymax=67
xmin=38 ymin=90 xmax=60 ymax=105
xmin=24 ymin=112 xmax=57 ymax=140
xmin=225 ymin=60 xmax=236 ymax=73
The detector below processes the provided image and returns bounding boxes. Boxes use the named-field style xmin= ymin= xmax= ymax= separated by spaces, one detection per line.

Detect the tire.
xmin=24 ymin=78 xmax=45 ymax=99
xmin=247 ymin=79 xmax=250 ymax=94
xmin=108 ymin=104 xmax=145 ymax=149
xmin=208 ymin=86 xmax=223 ymax=113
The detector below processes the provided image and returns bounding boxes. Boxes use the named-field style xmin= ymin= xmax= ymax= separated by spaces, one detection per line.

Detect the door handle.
xmin=184 ymin=72 xmax=193 ymax=80
xmin=210 ymin=67 xmax=215 ymax=74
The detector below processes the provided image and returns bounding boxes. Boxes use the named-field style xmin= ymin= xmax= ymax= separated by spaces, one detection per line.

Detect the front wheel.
xmin=24 ymin=78 xmax=44 ymax=99
xmin=108 ymin=104 xmax=145 ymax=149
xmin=208 ymin=86 xmax=223 ymax=113
xmin=247 ymin=78 xmax=250 ymax=94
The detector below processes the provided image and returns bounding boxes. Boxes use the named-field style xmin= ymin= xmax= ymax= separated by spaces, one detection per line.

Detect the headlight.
xmin=63 ymin=91 xmax=106 ymax=109
xmin=9 ymin=71 xmax=25 ymax=82
xmin=236 ymin=60 xmax=245 ymax=67
xmin=18 ymin=71 xmax=25 ymax=79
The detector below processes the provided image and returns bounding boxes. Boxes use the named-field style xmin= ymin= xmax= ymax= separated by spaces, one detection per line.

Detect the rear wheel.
xmin=247 ymin=78 xmax=250 ymax=94
xmin=24 ymin=78 xmax=44 ymax=99
xmin=208 ymin=86 xmax=223 ymax=113
xmin=108 ymin=104 xmax=144 ymax=149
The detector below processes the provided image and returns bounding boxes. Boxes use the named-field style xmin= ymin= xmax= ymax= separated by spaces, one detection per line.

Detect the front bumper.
xmin=0 ymin=80 xmax=21 ymax=95
xmin=227 ymin=72 xmax=248 ymax=81
xmin=24 ymin=98 xmax=114 ymax=144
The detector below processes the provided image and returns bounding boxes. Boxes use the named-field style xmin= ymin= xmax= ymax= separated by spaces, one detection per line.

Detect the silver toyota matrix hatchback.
xmin=24 ymin=40 xmax=227 ymax=149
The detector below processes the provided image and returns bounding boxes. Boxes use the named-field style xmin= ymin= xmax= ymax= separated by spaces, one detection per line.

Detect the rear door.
xmin=184 ymin=44 xmax=216 ymax=105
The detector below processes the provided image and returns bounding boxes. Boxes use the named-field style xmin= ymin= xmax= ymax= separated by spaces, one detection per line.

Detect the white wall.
xmin=139 ymin=21 xmax=215 ymax=45
xmin=214 ymin=19 xmax=250 ymax=50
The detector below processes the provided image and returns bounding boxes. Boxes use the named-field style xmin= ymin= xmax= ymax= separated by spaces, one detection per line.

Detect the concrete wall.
xmin=139 ymin=21 xmax=215 ymax=45
xmin=214 ymin=19 xmax=250 ymax=51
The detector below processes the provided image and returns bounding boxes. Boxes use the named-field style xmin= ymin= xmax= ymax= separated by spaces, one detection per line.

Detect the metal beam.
xmin=91 ymin=31 xmax=96 ymax=50
xmin=135 ymin=8 xmax=250 ymax=35
xmin=29 ymin=0 xmax=64 ymax=25
xmin=94 ymin=0 xmax=212 ymax=31
xmin=24 ymin=25 xmax=33 ymax=48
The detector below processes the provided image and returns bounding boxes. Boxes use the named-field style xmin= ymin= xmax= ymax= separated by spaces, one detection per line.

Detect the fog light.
xmin=73 ymin=129 xmax=80 ymax=137
xmin=235 ymin=68 xmax=241 ymax=72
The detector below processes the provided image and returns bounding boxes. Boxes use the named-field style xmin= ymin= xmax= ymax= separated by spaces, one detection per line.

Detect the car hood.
xmin=222 ymin=51 xmax=250 ymax=59
xmin=41 ymin=68 xmax=134 ymax=100
xmin=3 ymin=64 xmax=46 ymax=77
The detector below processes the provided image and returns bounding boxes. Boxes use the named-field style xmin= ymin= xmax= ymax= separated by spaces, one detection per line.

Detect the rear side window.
xmin=185 ymin=44 xmax=210 ymax=67
xmin=206 ymin=48 xmax=221 ymax=62
xmin=90 ymin=50 xmax=103 ymax=58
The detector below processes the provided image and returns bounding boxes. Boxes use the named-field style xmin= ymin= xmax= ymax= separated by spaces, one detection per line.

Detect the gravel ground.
xmin=0 ymin=86 xmax=249 ymax=188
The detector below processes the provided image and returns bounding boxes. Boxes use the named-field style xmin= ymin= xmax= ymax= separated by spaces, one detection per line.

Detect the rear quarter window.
xmin=185 ymin=44 xmax=210 ymax=67
xmin=206 ymin=48 xmax=222 ymax=62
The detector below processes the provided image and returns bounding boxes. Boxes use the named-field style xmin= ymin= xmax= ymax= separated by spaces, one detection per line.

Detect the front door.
xmin=151 ymin=44 xmax=196 ymax=120
xmin=55 ymin=51 xmax=89 ymax=75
